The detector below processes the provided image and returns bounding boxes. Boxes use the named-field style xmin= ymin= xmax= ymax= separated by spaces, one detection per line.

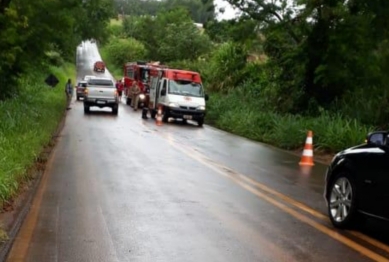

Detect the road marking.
xmin=160 ymin=136 xmax=389 ymax=261
xmin=165 ymin=138 xmax=389 ymax=255
xmin=6 ymin=141 xmax=59 ymax=262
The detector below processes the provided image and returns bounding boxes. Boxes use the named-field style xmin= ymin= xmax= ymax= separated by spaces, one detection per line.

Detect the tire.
xmin=327 ymin=172 xmax=362 ymax=229
xmin=197 ymin=118 xmax=204 ymax=127
xmin=150 ymin=110 xmax=156 ymax=119
xmin=126 ymin=97 xmax=131 ymax=105
xmin=162 ymin=109 xmax=169 ymax=123
xmin=112 ymin=106 xmax=118 ymax=115
xmin=84 ymin=105 xmax=90 ymax=114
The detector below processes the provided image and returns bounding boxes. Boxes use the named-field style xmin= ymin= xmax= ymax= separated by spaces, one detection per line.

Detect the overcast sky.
xmin=214 ymin=0 xmax=238 ymax=20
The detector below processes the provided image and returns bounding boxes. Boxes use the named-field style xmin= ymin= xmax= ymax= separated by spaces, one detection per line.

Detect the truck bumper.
xmin=84 ymin=98 xmax=118 ymax=108
xmin=168 ymin=107 xmax=206 ymax=120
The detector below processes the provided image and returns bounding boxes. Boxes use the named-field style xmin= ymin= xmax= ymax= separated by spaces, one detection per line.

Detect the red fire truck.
xmin=122 ymin=61 xmax=162 ymax=107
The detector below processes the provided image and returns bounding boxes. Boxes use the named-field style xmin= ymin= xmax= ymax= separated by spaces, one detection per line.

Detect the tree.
xmin=0 ymin=0 xmax=113 ymax=99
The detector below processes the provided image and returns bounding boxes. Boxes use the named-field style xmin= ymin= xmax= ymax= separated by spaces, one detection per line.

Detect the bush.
xmin=206 ymin=42 xmax=247 ymax=92
xmin=46 ymin=51 xmax=65 ymax=67
xmin=101 ymin=38 xmax=148 ymax=69
xmin=0 ymin=63 xmax=75 ymax=203
xmin=206 ymin=88 xmax=374 ymax=152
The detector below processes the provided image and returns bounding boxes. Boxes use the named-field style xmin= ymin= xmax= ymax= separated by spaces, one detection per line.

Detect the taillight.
xmin=84 ymin=88 xmax=88 ymax=94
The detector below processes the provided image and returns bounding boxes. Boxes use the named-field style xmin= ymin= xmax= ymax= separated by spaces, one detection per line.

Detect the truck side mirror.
xmin=161 ymin=89 xmax=166 ymax=96
xmin=366 ymin=131 xmax=388 ymax=146
xmin=205 ymin=94 xmax=209 ymax=101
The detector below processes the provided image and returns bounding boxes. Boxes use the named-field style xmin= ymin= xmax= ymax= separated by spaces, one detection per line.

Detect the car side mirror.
xmin=366 ymin=131 xmax=388 ymax=146
xmin=205 ymin=94 xmax=209 ymax=101
xmin=161 ymin=89 xmax=166 ymax=96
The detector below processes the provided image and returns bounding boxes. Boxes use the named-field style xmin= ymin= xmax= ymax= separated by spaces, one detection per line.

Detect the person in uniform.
xmin=130 ymin=82 xmax=141 ymax=111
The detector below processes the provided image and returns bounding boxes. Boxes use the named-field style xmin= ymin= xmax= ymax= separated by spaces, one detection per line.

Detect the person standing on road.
xmin=130 ymin=82 xmax=141 ymax=111
xmin=118 ymin=80 xmax=124 ymax=99
xmin=65 ymin=79 xmax=73 ymax=110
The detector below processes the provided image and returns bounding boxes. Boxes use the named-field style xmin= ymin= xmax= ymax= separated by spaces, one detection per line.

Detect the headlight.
xmin=139 ymin=94 xmax=145 ymax=100
xmin=169 ymin=103 xmax=178 ymax=107
xmin=197 ymin=106 xmax=205 ymax=110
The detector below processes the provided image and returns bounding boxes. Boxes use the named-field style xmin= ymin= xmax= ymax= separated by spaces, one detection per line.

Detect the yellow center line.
xmin=158 ymin=135 xmax=389 ymax=261
xmin=201 ymin=150 xmax=389 ymax=254
xmin=169 ymin=138 xmax=389 ymax=255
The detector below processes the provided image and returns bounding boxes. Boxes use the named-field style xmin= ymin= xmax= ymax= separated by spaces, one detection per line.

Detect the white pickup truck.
xmin=83 ymin=77 xmax=119 ymax=115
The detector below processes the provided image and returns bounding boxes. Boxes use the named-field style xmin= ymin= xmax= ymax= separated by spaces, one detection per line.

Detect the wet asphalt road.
xmin=6 ymin=41 xmax=389 ymax=262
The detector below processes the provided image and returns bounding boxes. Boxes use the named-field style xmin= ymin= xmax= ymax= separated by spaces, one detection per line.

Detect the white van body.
xmin=149 ymin=73 xmax=208 ymax=126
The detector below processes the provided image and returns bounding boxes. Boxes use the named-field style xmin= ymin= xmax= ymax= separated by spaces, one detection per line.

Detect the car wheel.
xmin=84 ymin=105 xmax=90 ymax=114
xmin=327 ymin=173 xmax=361 ymax=229
xmin=197 ymin=118 xmax=204 ymax=127
xmin=112 ymin=106 xmax=118 ymax=115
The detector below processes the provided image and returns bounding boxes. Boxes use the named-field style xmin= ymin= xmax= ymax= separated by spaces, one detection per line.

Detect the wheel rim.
xmin=329 ymin=177 xmax=353 ymax=222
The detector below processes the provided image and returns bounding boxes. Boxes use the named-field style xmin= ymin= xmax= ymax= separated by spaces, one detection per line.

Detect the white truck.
xmin=83 ymin=77 xmax=119 ymax=115
xmin=148 ymin=68 xmax=208 ymax=127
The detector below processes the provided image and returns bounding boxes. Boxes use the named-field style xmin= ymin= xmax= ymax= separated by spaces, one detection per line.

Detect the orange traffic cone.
xmin=299 ymin=130 xmax=314 ymax=166
xmin=156 ymin=105 xmax=163 ymax=126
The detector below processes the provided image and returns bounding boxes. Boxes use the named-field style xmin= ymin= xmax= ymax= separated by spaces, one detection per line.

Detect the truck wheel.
xmin=197 ymin=118 xmax=204 ymax=127
xmin=84 ymin=105 xmax=90 ymax=114
xmin=162 ymin=110 xmax=169 ymax=123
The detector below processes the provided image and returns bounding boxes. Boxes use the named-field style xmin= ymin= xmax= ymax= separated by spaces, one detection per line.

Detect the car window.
xmin=87 ymin=79 xmax=114 ymax=87
xmin=370 ymin=133 xmax=385 ymax=145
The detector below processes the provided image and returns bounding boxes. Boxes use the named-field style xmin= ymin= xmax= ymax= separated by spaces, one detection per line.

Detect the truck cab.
xmin=148 ymin=68 xmax=208 ymax=127
xmin=123 ymin=61 xmax=151 ymax=107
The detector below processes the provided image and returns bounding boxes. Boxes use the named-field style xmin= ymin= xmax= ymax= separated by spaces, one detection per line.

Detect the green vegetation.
xmin=0 ymin=0 xmax=114 ymax=100
xmin=0 ymin=63 xmax=75 ymax=202
xmin=113 ymin=0 xmax=215 ymax=23
xmin=104 ymin=0 xmax=384 ymax=153
xmin=0 ymin=0 xmax=113 ymax=204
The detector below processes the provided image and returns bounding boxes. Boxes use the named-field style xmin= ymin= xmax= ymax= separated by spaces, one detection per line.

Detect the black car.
xmin=324 ymin=131 xmax=389 ymax=228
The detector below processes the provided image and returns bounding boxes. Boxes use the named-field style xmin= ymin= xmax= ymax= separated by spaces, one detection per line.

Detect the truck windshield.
xmin=168 ymin=80 xmax=204 ymax=97
xmin=141 ymin=69 xmax=149 ymax=83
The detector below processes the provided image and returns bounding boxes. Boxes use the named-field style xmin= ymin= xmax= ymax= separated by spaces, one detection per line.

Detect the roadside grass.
xmin=0 ymin=63 xmax=75 ymax=204
xmin=206 ymin=91 xmax=375 ymax=153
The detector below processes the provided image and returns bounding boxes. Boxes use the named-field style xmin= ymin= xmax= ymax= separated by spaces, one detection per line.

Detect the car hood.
xmin=337 ymin=144 xmax=385 ymax=156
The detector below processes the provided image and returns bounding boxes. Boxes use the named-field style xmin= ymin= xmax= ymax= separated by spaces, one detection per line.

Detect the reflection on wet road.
xmin=6 ymin=41 xmax=389 ymax=262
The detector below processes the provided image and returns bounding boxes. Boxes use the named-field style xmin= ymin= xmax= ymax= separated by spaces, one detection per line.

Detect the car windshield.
xmin=168 ymin=80 xmax=204 ymax=97
xmin=87 ymin=79 xmax=114 ymax=87
xmin=78 ymin=82 xmax=87 ymax=88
